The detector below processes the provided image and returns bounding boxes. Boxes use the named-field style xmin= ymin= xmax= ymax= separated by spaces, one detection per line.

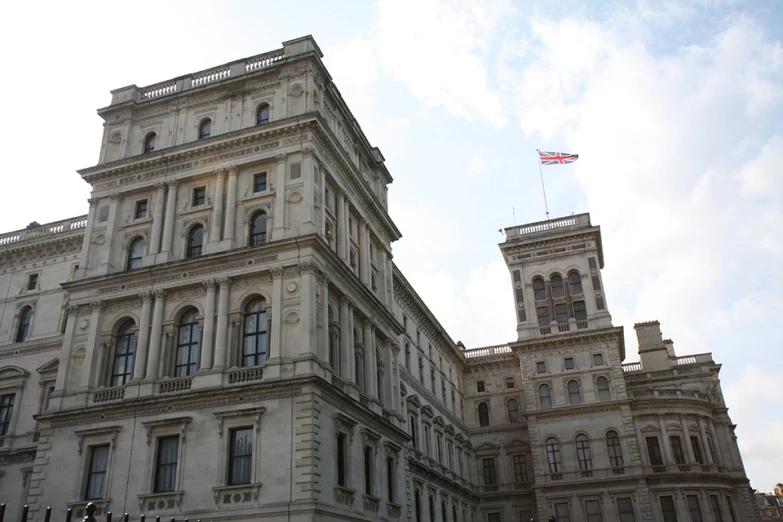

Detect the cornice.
xmin=0 ymin=234 xmax=84 ymax=268
xmin=511 ymin=327 xmax=624 ymax=352
xmin=400 ymin=373 xmax=468 ymax=434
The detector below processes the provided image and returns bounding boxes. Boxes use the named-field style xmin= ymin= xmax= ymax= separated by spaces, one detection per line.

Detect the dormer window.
xmin=256 ymin=104 xmax=270 ymax=125
xmin=198 ymin=119 xmax=211 ymax=140
xmin=143 ymin=132 xmax=156 ymax=154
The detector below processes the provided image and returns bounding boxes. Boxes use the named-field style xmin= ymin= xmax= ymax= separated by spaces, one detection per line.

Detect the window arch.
xmin=606 ymin=430 xmax=624 ymax=468
xmin=569 ymin=271 xmax=583 ymax=294
xmin=539 ymin=384 xmax=552 ymax=409
xmin=550 ymin=274 xmax=564 ymax=298
xmin=596 ymin=377 xmax=611 ymax=401
xmin=198 ymin=118 xmax=211 ymax=140
xmin=546 ymin=438 xmax=562 ymax=473
xmin=127 ymin=237 xmax=143 ymax=270
xmin=249 ymin=212 xmax=267 ymax=246
xmin=16 ymin=306 xmax=32 ymax=342
xmin=478 ymin=402 xmax=490 ymax=427
xmin=187 ymin=225 xmax=204 ymax=258
xmin=143 ymin=132 xmax=156 ymax=154
xmin=575 ymin=434 xmax=593 ymax=470
xmin=111 ymin=321 xmax=136 ymax=386
xmin=243 ymin=298 xmax=267 ymax=367
xmin=256 ymin=104 xmax=270 ymax=125
xmin=533 ymin=277 xmax=546 ymax=301
xmin=176 ymin=309 xmax=200 ymax=376
xmin=567 ymin=380 xmax=581 ymax=405
xmin=507 ymin=398 xmax=520 ymax=423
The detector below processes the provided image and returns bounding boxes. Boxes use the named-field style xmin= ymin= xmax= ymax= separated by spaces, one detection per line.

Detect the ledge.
xmin=137 ymin=491 xmax=184 ymax=513
xmin=212 ymin=483 xmax=263 ymax=507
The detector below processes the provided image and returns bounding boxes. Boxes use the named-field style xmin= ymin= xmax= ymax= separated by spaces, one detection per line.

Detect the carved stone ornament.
xmin=167 ymin=286 xmax=205 ymax=303
xmin=152 ymin=289 xmax=166 ymax=300
xmin=181 ymin=218 xmax=209 ymax=238
xmin=104 ymin=298 xmax=142 ymax=314
xmin=122 ymin=231 xmax=149 ymax=249
xmin=276 ymin=153 xmax=288 ymax=164
xmin=243 ymin=204 xmax=272 ymax=224
xmin=89 ymin=301 xmax=104 ymax=313
xmin=270 ymin=267 xmax=284 ymax=279
xmin=232 ymin=274 xmax=273 ymax=289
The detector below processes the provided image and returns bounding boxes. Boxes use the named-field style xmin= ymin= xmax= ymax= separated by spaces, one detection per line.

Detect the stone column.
xmin=380 ymin=248 xmax=389 ymax=306
xmin=342 ymin=199 xmax=351 ymax=263
xmin=657 ymin=415 xmax=673 ymax=465
xmin=363 ymin=321 xmax=375 ymax=398
xmin=97 ymin=194 xmax=120 ymax=274
xmin=200 ymin=280 xmax=217 ymax=370
xmin=302 ymin=147 xmax=315 ymax=233
xmin=149 ymin=183 xmax=167 ymax=255
xmin=389 ymin=342 xmax=401 ymax=413
xmin=224 ymin=165 xmax=238 ymax=244
xmin=681 ymin=415 xmax=696 ymax=464
xmin=54 ymin=305 xmax=79 ymax=392
xmin=300 ymin=264 xmax=318 ymax=356
xmin=708 ymin=419 xmax=723 ymax=467
xmin=214 ymin=278 xmax=230 ymax=369
xmin=210 ymin=169 xmax=226 ymax=244
xmin=697 ymin=417 xmax=714 ymax=465
xmin=269 ymin=268 xmax=283 ymax=360
xmin=318 ymin=161 xmax=326 ymax=238
xmin=339 ymin=297 xmax=351 ymax=381
xmin=145 ymin=290 xmax=166 ymax=379
xmin=336 ymin=194 xmax=347 ymax=261
xmin=82 ymin=302 xmax=104 ymax=388
xmin=387 ymin=250 xmax=395 ymax=308
xmin=358 ymin=221 xmax=368 ymax=285
xmin=161 ymin=181 xmax=178 ymax=255
xmin=77 ymin=199 xmax=98 ymax=277
xmin=273 ymin=154 xmax=287 ymax=240
xmin=319 ymin=273 xmax=330 ymax=364
xmin=133 ymin=292 xmax=153 ymax=380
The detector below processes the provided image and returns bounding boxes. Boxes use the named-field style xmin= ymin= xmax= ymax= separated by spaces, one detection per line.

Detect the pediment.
xmin=504 ymin=438 xmax=528 ymax=450
xmin=420 ymin=405 xmax=434 ymax=418
xmin=36 ymin=358 xmax=60 ymax=375
xmin=432 ymin=415 xmax=445 ymax=427
xmin=405 ymin=395 xmax=422 ymax=410
xmin=0 ymin=366 xmax=30 ymax=381
xmin=474 ymin=442 xmax=501 ymax=453
xmin=454 ymin=433 xmax=464 ymax=443
xmin=444 ymin=424 xmax=455 ymax=435
xmin=641 ymin=424 xmax=660 ymax=433
xmin=666 ymin=423 xmax=682 ymax=432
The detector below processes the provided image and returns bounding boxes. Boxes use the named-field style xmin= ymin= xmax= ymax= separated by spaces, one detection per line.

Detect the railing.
xmin=0 ymin=215 xmax=88 ymax=246
xmin=505 ymin=213 xmax=591 ymax=240
xmin=158 ymin=376 xmax=193 ymax=394
xmin=192 ymin=67 xmax=230 ymax=87
xmin=622 ymin=362 xmax=643 ymax=373
xmin=540 ymin=327 xmax=551 ymax=335
xmin=463 ymin=344 xmax=512 ymax=359
xmin=652 ymin=465 xmax=667 ymax=473
xmin=576 ymin=320 xmax=589 ymax=329
xmin=0 ymin=501 xmax=191 ymax=522
xmin=227 ymin=366 xmax=264 ymax=384
xmin=92 ymin=386 xmax=125 ymax=403
xmin=611 ymin=467 xmax=625 ymax=475
xmin=142 ymin=82 xmax=177 ymax=99
xmin=246 ymin=51 xmax=285 ymax=72
xmin=558 ymin=324 xmax=570 ymax=332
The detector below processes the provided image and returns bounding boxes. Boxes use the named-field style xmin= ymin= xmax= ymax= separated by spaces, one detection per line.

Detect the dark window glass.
xmin=660 ymin=496 xmax=678 ymax=522
xmin=568 ymin=380 xmax=581 ymax=405
xmin=585 ymin=500 xmax=602 ymax=522
xmin=143 ymin=133 xmax=156 ymax=154
xmin=253 ymin=172 xmax=267 ymax=192
xmin=505 ymin=377 xmax=514 ymax=389
xmin=135 ymin=199 xmax=148 ymax=219
xmin=710 ymin=496 xmax=724 ymax=522
xmin=593 ymin=353 xmax=603 ymax=365
xmin=364 ymin=445 xmax=373 ymax=495
xmin=569 ymin=271 xmax=583 ymax=294
xmin=256 ymin=104 xmax=270 ymax=125
xmin=409 ymin=416 xmax=417 ymax=448
xmin=187 ymin=226 xmax=203 ymax=258
xmin=551 ymin=274 xmax=564 ymax=297
xmin=555 ymin=503 xmax=570 ymax=522
xmin=537 ymin=307 xmax=550 ymax=326
xmin=127 ymin=238 xmax=143 ymax=270
xmin=0 ymin=394 xmax=15 ymax=436
xmin=537 ymin=361 xmax=547 ymax=374
xmin=617 ymin=498 xmax=636 ymax=522
xmin=597 ymin=377 xmax=611 ymax=401
xmin=512 ymin=454 xmax=528 ymax=482
xmin=488 ymin=514 xmax=501 ymax=522
xmin=546 ymin=438 xmax=562 ymax=473
xmin=27 ymin=274 xmax=38 ymax=290
xmin=429 ymin=495 xmax=435 ymax=522
xmin=228 ymin=428 xmax=252 ymax=485
xmin=533 ymin=278 xmax=546 ymax=300
xmin=387 ymin=456 xmax=395 ymax=502
xmin=555 ymin=303 xmax=569 ymax=323
xmin=482 ymin=458 xmax=497 ymax=485
xmin=688 ymin=495 xmax=703 ymax=522
xmin=565 ymin=357 xmax=575 ymax=370
xmin=476 ymin=381 xmax=485 ymax=392
xmin=243 ymin=298 xmax=267 ymax=367
xmin=478 ymin=402 xmax=489 ymax=427
xmin=154 ymin=436 xmax=179 ymax=493
xmin=192 ymin=187 xmax=206 ymax=206
xmin=690 ymin=436 xmax=703 ymax=464
xmin=539 ymin=384 xmax=552 ymax=409
xmin=646 ymin=437 xmax=663 ymax=466
xmin=507 ymin=399 xmax=520 ymax=423
xmin=84 ymin=445 xmax=110 ymax=500
xmin=176 ymin=309 xmax=200 ymax=376
xmin=16 ymin=306 xmax=32 ymax=342
xmin=607 ymin=431 xmax=624 ymax=467
xmin=415 ymin=489 xmax=421 ymax=522
xmin=250 ymin=212 xmax=267 ymax=246
xmin=112 ymin=321 xmax=136 ymax=386
xmin=574 ymin=300 xmax=587 ymax=320
xmin=198 ymin=119 xmax=211 ymax=140
xmin=576 ymin=434 xmax=592 ymax=470
xmin=337 ymin=432 xmax=346 ymax=486
xmin=670 ymin=436 xmax=685 ymax=465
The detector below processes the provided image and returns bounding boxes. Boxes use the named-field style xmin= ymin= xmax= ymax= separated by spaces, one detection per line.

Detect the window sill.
xmin=363 ymin=494 xmax=381 ymax=513
xmin=137 ymin=491 xmax=184 ymax=513
xmin=334 ymin=486 xmax=356 ymax=507
xmin=212 ymin=483 xmax=263 ymax=507
xmin=121 ymin=217 xmax=153 ymax=229
xmin=387 ymin=502 xmax=402 ymax=518
xmin=179 ymin=204 xmax=213 ymax=217
xmin=239 ymin=190 xmax=274 ymax=203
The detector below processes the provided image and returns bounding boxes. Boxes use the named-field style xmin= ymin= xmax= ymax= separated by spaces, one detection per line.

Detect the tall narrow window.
xmin=198 ymin=119 xmax=211 ymax=140
xmin=127 ymin=237 xmax=143 ymax=270
xmin=554 ymin=503 xmax=570 ymax=522
xmin=660 ymin=496 xmax=678 ymax=522
xmin=243 ymin=298 xmax=267 ymax=367
xmin=576 ymin=434 xmax=593 ymax=470
xmin=670 ymin=436 xmax=685 ymax=465
xmin=585 ymin=500 xmax=602 ymax=522
xmin=537 ymin=306 xmax=550 ymax=325
xmin=249 ymin=212 xmax=267 ymax=246
xmin=606 ymin=430 xmax=624 ymax=467
xmin=512 ymin=454 xmax=528 ymax=483
xmin=551 ymin=274 xmax=565 ymax=297
xmin=409 ymin=416 xmax=417 ymax=449
xmin=364 ymin=445 xmax=373 ymax=495
xmin=16 ymin=306 xmax=32 ymax=342
xmin=710 ymin=496 xmax=724 ymax=522
xmin=256 ymin=104 xmax=270 ymax=125
xmin=337 ymin=432 xmax=347 ymax=486
xmin=415 ymin=489 xmax=422 ymax=522
xmin=533 ymin=277 xmax=546 ymax=300
xmin=253 ymin=172 xmax=267 ymax=193
xmin=539 ymin=384 xmax=553 ymax=409
xmin=690 ymin=436 xmax=704 ymax=464
xmin=84 ymin=445 xmax=110 ymax=500
xmin=386 ymin=456 xmax=395 ymax=502
xmin=192 ymin=187 xmax=206 ymax=206
xmin=228 ymin=428 xmax=252 ymax=485
xmin=154 ymin=436 xmax=179 ymax=493
xmin=0 ymin=394 xmax=15 ymax=436
xmin=597 ymin=377 xmax=611 ymax=401
xmin=687 ymin=495 xmax=703 ymax=522
xmin=646 ymin=437 xmax=663 ymax=466
xmin=617 ymin=498 xmax=636 ymax=522
xmin=546 ymin=438 xmax=562 ymax=473
xmin=187 ymin=226 xmax=204 ymax=258
xmin=478 ymin=402 xmax=489 ymax=427
xmin=507 ymin=399 xmax=520 ymax=423
xmin=569 ymin=271 xmax=583 ymax=294
xmin=405 ymin=343 xmax=411 ymax=369
xmin=134 ymin=200 xmax=148 ymax=219
xmin=143 ymin=132 xmax=156 ymax=154
xmin=568 ymin=380 xmax=581 ymax=405
xmin=573 ymin=301 xmax=587 ymax=321
xmin=482 ymin=458 xmax=497 ymax=486
xmin=111 ymin=321 xmax=136 ymax=386
xmin=27 ymin=274 xmax=38 ymax=290
xmin=555 ymin=303 xmax=569 ymax=323
xmin=176 ymin=309 xmax=200 ymax=376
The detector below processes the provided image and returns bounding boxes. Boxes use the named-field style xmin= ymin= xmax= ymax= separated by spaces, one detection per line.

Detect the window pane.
xmin=229 ymin=428 xmax=253 ymax=485
xmin=507 ymin=399 xmax=520 ymax=423
xmin=555 ymin=502 xmax=570 ymax=522
xmin=574 ymin=301 xmax=587 ymax=320
xmin=478 ymin=403 xmax=489 ymax=426
xmin=576 ymin=435 xmax=592 ymax=470
xmin=569 ymin=272 xmax=583 ymax=294
xmin=555 ymin=303 xmax=569 ymax=323
xmin=551 ymin=275 xmax=564 ymax=298
xmin=512 ymin=454 xmax=528 ymax=482
xmin=0 ymin=394 xmax=16 ymax=435
xmin=565 ymin=357 xmax=575 ymax=370
xmin=593 ymin=353 xmax=603 ymax=365
xmin=617 ymin=498 xmax=636 ymax=522
xmin=568 ymin=381 xmax=581 ymax=405
xmin=536 ymin=361 xmax=547 ymax=374
xmin=482 ymin=458 xmax=497 ymax=485
xmin=688 ymin=495 xmax=703 ymax=522
xmin=533 ymin=278 xmax=546 ymax=300
xmin=16 ymin=307 xmax=31 ymax=342
xmin=546 ymin=438 xmax=562 ymax=473
xmin=660 ymin=496 xmax=678 ymax=522
xmin=154 ymin=436 xmax=179 ymax=493
xmin=337 ymin=433 xmax=346 ymax=486
xmin=537 ymin=307 xmax=550 ymax=326
xmin=646 ymin=437 xmax=663 ymax=466
xmin=585 ymin=500 xmax=602 ymax=522
xmin=85 ymin=445 xmax=109 ymax=500
xmin=254 ymin=173 xmax=267 ymax=192
xmin=539 ymin=385 xmax=552 ymax=409
xmin=710 ymin=496 xmax=724 ymax=522
xmin=597 ymin=377 xmax=611 ymax=401
xmin=607 ymin=431 xmax=625 ymax=467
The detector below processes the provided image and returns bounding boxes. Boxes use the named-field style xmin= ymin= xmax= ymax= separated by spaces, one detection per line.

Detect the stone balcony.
xmin=622 ymin=353 xmax=715 ymax=382
xmin=502 ymin=213 xmax=593 ymax=242
xmin=0 ymin=215 xmax=87 ymax=248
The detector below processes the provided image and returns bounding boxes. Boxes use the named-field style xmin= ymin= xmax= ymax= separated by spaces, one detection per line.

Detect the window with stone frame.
xmin=478 ymin=402 xmax=490 ymax=427
xmin=482 ymin=457 xmax=498 ymax=487
xmin=512 ymin=454 xmax=529 ymax=483
xmin=138 ymin=416 xmax=190 ymax=512
xmin=110 ymin=320 xmax=136 ymax=386
xmin=690 ymin=436 xmax=704 ymax=464
xmin=554 ymin=502 xmax=570 ymax=521
xmin=361 ymin=428 xmax=381 ymax=500
xmin=575 ymin=434 xmax=593 ymax=470
xmin=606 ymin=431 xmax=624 ymax=468
xmin=253 ymin=172 xmax=267 ymax=193
xmin=617 ymin=498 xmax=636 ymax=522
xmin=84 ymin=445 xmax=110 ymax=500
xmin=585 ymin=499 xmax=602 ymax=522
xmin=334 ymin=413 xmax=357 ymax=490
xmin=0 ymin=393 xmax=16 ymax=438
xmin=134 ymin=199 xmax=148 ymax=220
xmin=127 ymin=237 xmax=144 ymax=270
xmin=687 ymin=495 xmax=703 ymax=522
xmin=507 ymin=399 xmax=520 ymax=423
xmin=596 ymin=376 xmax=611 ymax=401
xmin=539 ymin=384 xmax=553 ymax=409
xmin=546 ymin=438 xmax=562 ymax=473
xmin=670 ymin=436 xmax=686 ymax=465
xmin=646 ymin=437 xmax=663 ymax=466
xmin=567 ymin=380 xmax=581 ymax=405
xmin=16 ymin=305 xmax=32 ymax=343
xmin=154 ymin=436 xmax=179 ymax=493
xmin=660 ymin=496 xmax=677 ymax=522
xmin=198 ymin=118 xmax=211 ymax=140
xmin=73 ymin=425 xmax=121 ymax=509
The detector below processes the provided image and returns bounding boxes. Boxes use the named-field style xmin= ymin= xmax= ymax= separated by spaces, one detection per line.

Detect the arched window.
xmin=127 ymin=237 xmax=143 ymax=270
xmin=568 ymin=380 xmax=581 ymax=405
xmin=256 ymin=104 xmax=270 ymax=125
xmin=606 ymin=430 xmax=624 ymax=468
xmin=539 ymin=384 xmax=552 ymax=409
xmin=533 ymin=277 xmax=546 ymax=301
xmin=546 ymin=438 xmax=562 ymax=473
xmin=143 ymin=132 xmax=156 ymax=154
xmin=198 ymin=119 xmax=211 ymax=140
xmin=569 ymin=271 xmax=583 ymax=294
xmin=249 ymin=212 xmax=267 ymax=246
xmin=16 ymin=306 xmax=32 ymax=342
xmin=176 ymin=309 xmax=200 ymax=376
xmin=596 ymin=377 xmax=611 ymax=401
xmin=111 ymin=321 xmax=136 ymax=386
xmin=243 ymin=298 xmax=267 ymax=367
xmin=187 ymin=226 xmax=204 ymax=258
xmin=551 ymin=274 xmax=564 ymax=298
xmin=478 ymin=402 xmax=490 ymax=427
xmin=507 ymin=398 xmax=520 ymax=423
xmin=576 ymin=434 xmax=593 ymax=470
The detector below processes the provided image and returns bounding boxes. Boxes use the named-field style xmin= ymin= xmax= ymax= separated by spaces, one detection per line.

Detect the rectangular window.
xmin=387 ymin=457 xmax=395 ymax=502
xmin=424 ymin=425 xmax=431 ymax=456
xmin=512 ymin=454 xmax=528 ymax=482
xmin=505 ymin=377 xmax=515 ymax=389
xmin=555 ymin=502 xmax=571 ymax=522
xmin=537 ymin=306 xmax=550 ymax=326
xmin=710 ymin=496 xmax=724 ymax=522
xmin=518 ymin=511 xmax=533 ymax=522
xmin=337 ymin=432 xmax=347 ymax=486
xmin=0 ymin=393 xmax=14 ymax=436
xmin=476 ymin=381 xmax=485 ymax=393
xmin=415 ymin=489 xmax=421 ymax=522
xmin=585 ymin=500 xmax=602 ymax=522
xmin=192 ymin=187 xmax=206 ymax=206
xmin=27 ymin=274 xmax=39 ymax=291
xmin=84 ymin=445 xmax=109 ymax=500
xmin=670 ymin=436 xmax=685 ymax=465
xmin=436 ymin=435 xmax=442 ymax=463
xmin=228 ymin=428 xmax=252 ymax=485
xmin=537 ymin=361 xmax=547 ymax=374
xmin=488 ymin=514 xmax=501 ymax=522
xmin=617 ymin=497 xmax=636 ymax=522
xmin=555 ymin=303 xmax=569 ymax=323
xmin=690 ymin=436 xmax=703 ymax=464
xmin=564 ymin=357 xmax=575 ymax=370
xmin=99 ymin=206 xmax=109 ymax=222
xmin=154 ymin=436 xmax=179 ymax=493
xmin=726 ymin=496 xmax=736 ymax=522
xmin=409 ymin=416 xmax=417 ymax=449
xmin=646 ymin=437 xmax=663 ymax=466
xmin=290 ymin=162 xmax=302 ymax=179
xmin=593 ymin=353 xmax=604 ymax=366
xmin=573 ymin=301 xmax=587 ymax=320
xmin=482 ymin=458 xmax=497 ymax=485
xmin=364 ymin=445 xmax=373 ymax=495
xmin=253 ymin=172 xmax=267 ymax=192
xmin=687 ymin=495 xmax=703 ymax=522
xmin=660 ymin=496 xmax=678 ymax=522
xmin=429 ymin=494 xmax=435 ymax=522
xmin=135 ymin=199 xmax=148 ymax=219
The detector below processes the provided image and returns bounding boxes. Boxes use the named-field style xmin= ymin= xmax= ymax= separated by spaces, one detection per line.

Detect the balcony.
xmin=503 ymin=213 xmax=592 ymax=241
xmin=0 ymin=215 xmax=87 ymax=247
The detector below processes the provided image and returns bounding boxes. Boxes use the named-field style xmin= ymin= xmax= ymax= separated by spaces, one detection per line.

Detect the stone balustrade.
xmin=463 ymin=344 xmax=512 ymax=359
xmin=504 ymin=213 xmax=592 ymax=240
xmin=0 ymin=215 xmax=87 ymax=246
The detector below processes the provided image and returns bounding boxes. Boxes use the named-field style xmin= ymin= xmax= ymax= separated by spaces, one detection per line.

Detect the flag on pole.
xmin=538 ymin=150 xmax=579 ymax=166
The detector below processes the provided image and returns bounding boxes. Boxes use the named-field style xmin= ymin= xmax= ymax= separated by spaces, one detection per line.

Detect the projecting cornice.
xmin=511 ymin=326 xmax=625 ymax=353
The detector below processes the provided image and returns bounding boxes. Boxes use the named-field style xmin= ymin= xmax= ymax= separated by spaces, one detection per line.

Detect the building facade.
xmin=0 ymin=36 xmax=760 ymax=522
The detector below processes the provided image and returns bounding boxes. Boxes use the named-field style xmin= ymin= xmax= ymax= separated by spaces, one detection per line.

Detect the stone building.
xmin=0 ymin=36 xmax=761 ymax=522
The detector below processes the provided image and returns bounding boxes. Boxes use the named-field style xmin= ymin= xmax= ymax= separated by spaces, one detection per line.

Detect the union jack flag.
xmin=538 ymin=150 xmax=579 ymax=166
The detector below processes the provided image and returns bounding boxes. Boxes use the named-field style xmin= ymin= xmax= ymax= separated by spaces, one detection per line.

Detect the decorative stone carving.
xmin=276 ymin=153 xmax=288 ymax=164
xmin=167 ymin=286 xmax=205 ymax=302
xmin=104 ymin=298 xmax=142 ymax=314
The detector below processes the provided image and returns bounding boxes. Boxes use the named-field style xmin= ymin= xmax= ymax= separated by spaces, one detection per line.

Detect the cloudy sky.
xmin=1 ymin=0 xmax=781 ymax=491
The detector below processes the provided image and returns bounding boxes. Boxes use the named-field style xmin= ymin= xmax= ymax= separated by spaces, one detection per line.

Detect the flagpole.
xmin=536 ymin=150 xmax=550 ymax=220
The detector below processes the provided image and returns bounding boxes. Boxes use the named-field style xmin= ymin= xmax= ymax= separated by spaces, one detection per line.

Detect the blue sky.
xmin=1 ymin=0 xmax=781 ymax=491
